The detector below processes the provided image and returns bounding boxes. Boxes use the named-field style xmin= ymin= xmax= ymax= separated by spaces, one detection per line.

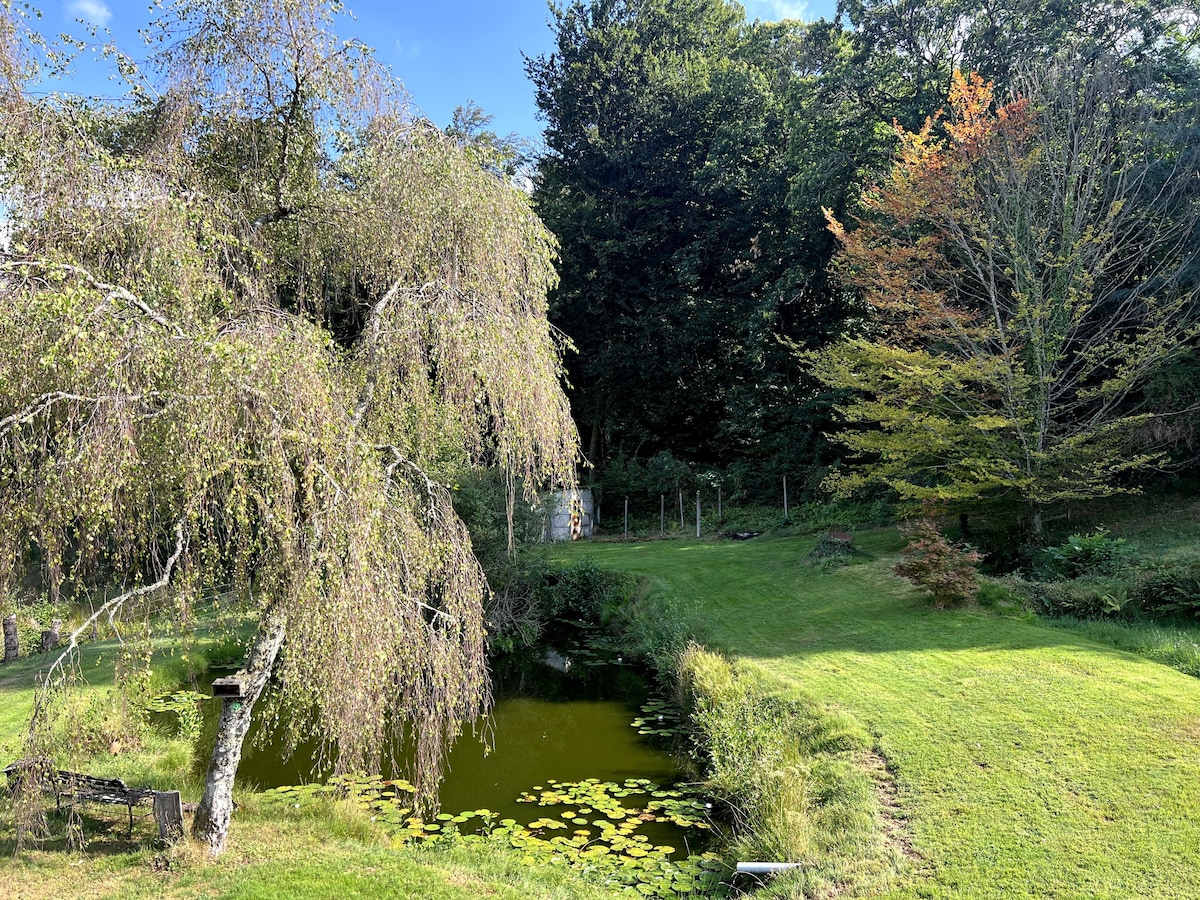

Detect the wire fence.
xmin=566 ymin=478 xmax=893 ymax=542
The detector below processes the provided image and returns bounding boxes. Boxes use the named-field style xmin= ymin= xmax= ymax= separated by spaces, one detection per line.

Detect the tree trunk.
xmin=1031 ymin=503 xmax=1044 ymax=538
xmin=3 ymin=614 xmax=17 ymax=662
xmin=587 ymin=416 xmax=602 ymax=468
xmin=192 ymin=603 xmax=287 ymax=855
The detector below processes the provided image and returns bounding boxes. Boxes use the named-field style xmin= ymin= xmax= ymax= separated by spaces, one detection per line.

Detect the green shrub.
xmin=541 ymin=557 xmax=631 ymax=623
xmin=484 ymin=556 xmax=634 ymax=653
xmin=1038 ymin=527 xmax=1129 ymax=579
xmin=1019 ymin=578 xmax=1131 ymax=619
xmin=1134 ymin=560 xmax=1200 ymax=621
xmin=450 ymin=468 xmax=545 ymax=557
xmin=482 ymin=553 xmax=553 ymax=651
xmin=893 ymin=520 xmax=983 ymax=607
xmin=805 ymin=532 xmax=860 ymax=569
xmin=975 ymin=578 xmax=1023 ymax=609
xmin=794 ymin=498 xmax=895 ymax=531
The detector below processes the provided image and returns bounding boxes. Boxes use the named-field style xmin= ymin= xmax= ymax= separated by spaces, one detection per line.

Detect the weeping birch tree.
xmin=813 ymin=60 xmax=1200 ymax=533
xmin=0 ymin=0 xmax=577 ymax=855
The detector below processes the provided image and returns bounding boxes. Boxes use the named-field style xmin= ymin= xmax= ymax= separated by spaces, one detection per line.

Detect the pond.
xmin=192 ymin=647 xmax=681 ymax=824
xmin=172 ymin=644 xmax=726 ymax=894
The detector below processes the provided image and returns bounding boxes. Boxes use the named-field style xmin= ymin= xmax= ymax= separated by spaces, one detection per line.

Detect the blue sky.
xmin=38 ymin=0 xmax=839 ymax=141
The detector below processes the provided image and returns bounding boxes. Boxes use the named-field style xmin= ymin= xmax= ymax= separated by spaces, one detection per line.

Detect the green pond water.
xmin=193 ymin=652 xmax=683 ymax=825
xmin=175 ymin=650 xmax=724 ymax=890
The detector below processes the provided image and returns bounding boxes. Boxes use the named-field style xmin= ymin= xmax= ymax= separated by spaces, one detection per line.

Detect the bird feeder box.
xmin=211 ymin=676 xmax=246 ymax=699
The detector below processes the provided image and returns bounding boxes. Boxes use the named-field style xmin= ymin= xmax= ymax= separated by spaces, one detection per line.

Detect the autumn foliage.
xmin=825 ymin=72 xmax=1036 ymax=344
xmin=813 ymin=62 xmax=1200 ymax=530
xmin=893 ymin=519 xmax=984 ymax=608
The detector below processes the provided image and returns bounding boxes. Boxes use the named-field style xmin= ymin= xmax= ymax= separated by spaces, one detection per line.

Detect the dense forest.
xmin=529 ymin=0 xmax=1200 ymax=518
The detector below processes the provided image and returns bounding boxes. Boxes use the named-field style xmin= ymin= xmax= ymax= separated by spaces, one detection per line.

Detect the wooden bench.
xmin=5 ymin=759 xmax=156 ymax=838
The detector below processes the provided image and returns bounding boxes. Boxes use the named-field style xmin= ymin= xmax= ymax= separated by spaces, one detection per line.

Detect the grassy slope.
xmin=561 ymin=532 xmax=1200 ymax=899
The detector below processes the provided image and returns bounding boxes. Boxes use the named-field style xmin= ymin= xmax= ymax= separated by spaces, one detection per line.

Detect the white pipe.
xmin=736 ymin=862 xmax=803 ymax=876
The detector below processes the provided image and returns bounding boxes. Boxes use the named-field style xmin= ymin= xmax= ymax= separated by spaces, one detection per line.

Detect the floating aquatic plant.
xmin=632 ymin=698 xmax=685 ymax=738
xmin=260 ymin=774 xmax=728 ymax=895
xmin=144 ymin=689 xmax=209 ymax=741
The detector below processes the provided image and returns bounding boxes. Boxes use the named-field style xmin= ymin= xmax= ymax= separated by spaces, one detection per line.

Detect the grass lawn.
xmin=2 ymin=808 xmax=615 ymax=900
xmin=558 ymin=531 xmax=1200 ymax=899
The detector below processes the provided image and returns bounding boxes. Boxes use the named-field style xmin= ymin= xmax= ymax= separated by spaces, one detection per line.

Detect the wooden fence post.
xmin=154 ymin=790 xmax=185 ymax=843
xmin=696 ymin=491 xmax=701 ymax=538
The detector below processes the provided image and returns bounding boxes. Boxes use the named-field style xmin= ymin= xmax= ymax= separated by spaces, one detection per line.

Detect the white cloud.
xmin=66 ymin=0 xmax=112 ymax=27
xmin=743 ymin=0 xmax=812 ymax=22
xmin=393 ymin=40 xmax=422 ymax=62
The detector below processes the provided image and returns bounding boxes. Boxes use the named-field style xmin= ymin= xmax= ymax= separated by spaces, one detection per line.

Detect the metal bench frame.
xmin=5 ymin=759 xmax=155 ymax=838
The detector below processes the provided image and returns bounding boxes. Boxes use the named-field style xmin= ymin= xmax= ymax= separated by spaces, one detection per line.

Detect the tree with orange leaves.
xmin=810 ymin=60 xmax=1200 ymax=534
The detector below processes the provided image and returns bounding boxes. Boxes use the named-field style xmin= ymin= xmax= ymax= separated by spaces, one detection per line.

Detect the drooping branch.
xmin=0 ymin=391 xmax=101 ymax=436
xmin=3 ymin=0 xmax=576 ymax=859
xmin=26 ymin=520 xmax=188 ymax=739
xmin=0 ymin=259 xmax=186 ymax=337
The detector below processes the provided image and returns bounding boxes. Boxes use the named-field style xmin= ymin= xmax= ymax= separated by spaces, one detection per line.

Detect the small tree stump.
xmin=3 ymin=614 xmax=17 ymax=663
xmin=40 ymin=618 xmax=62 ymax=654
xmin=154 ymin=790 xmax=185 ymax=843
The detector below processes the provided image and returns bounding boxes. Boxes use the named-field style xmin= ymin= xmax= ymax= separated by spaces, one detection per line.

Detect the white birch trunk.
xmin=192 ymin=603 xmax=287 ymax=855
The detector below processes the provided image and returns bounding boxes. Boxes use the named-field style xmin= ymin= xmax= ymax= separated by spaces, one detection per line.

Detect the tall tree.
xmin=811 ymin=63 xmax=1200 ymax=532
xmin=529 ymin=1 xmax=838 ymax=475
xmin=0 ymin=0 xmax=577 ymax=854
xmin=835 ymin=0 xmax=1198 ymax=113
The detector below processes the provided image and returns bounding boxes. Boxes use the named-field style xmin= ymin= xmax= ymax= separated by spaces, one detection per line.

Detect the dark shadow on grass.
xmin=0 ymin=806 xmax=162 ymax=856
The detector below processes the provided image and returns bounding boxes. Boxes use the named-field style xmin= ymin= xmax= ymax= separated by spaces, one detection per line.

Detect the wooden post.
xmin=154 ymin=790 xmax=184 ymax=843
xmin=660 ymin=495 xmax=665 ymax=537
xmin=696 ymin=491 xmax=701 ymax=538
xmin=3 ymin=614 xmax=16 ymax=663
xmin=783 ymin=476 xmax=789 ymax=521
xmin=40 ymin=618 xmax=61 ymax=654
xmin=624 ymin=497 xmax=629 ymax=540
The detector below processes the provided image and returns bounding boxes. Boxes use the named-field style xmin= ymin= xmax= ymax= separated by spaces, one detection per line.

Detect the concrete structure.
xmin=544 ymin=489 xmax=598 ymax=541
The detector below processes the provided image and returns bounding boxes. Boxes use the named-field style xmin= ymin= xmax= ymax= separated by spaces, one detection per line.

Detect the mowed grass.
xmin=1 ymin=806 xmax=615 ymax=900
xmin=558 ymin=532 xmax=1200 ymax=899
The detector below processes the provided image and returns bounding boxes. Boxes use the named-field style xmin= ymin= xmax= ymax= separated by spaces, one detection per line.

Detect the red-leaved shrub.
xmin=893 ymin=519 xmax=984 ymax=608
